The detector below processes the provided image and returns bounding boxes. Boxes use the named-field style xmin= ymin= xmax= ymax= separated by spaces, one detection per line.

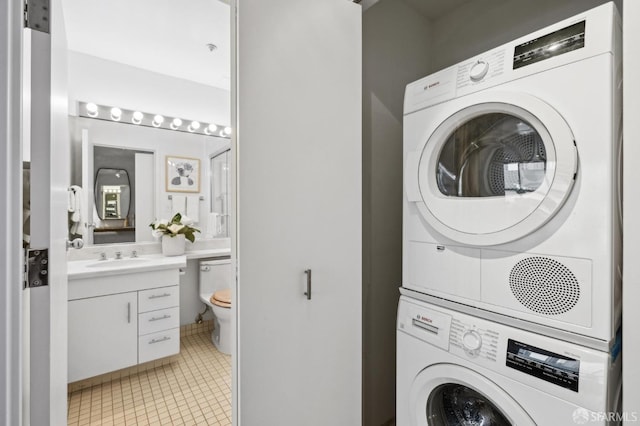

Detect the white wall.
xmin=362 ymin=1 xmax=432 ymax=424
xmin=623 ymin=0 xmax=640 ymax=416
xmin=67 ymin=51 xmax=231 ymax=125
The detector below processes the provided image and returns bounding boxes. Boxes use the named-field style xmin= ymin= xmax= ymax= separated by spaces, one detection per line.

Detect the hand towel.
xmin=69 ymin=185 xmax=85 ymax=236
xmin=172 ymin=195 xmax=187 ymax=216
xmin=186 ymin=195 xmax=200 ymax=223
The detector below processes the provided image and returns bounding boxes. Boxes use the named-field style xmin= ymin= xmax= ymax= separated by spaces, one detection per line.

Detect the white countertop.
xmin=185 ymin=248 xmax=231 ymax=260
xmin=67 ymin=247 xmax=231 ymax=280
xmin=68 ymin=254 xmax=187 ymax=280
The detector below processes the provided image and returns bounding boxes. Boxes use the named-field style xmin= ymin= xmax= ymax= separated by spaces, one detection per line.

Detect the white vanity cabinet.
xmin=68 ymin=292 xmax=138 ymax=383
xmin=137 ymin=286 xmax=180 ymax=363
xmin=67 ymin=256 xmax=185 ymax=383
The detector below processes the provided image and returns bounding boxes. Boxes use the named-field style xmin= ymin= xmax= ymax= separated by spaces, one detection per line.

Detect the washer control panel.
xmin=449 ymin=317 xmax=499 ymax=361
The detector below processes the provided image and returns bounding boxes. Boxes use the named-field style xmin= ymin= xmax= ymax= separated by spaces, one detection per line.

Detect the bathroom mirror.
xmin=64 ymin=0 xmax=231 ymax=246
xmin=94 ymin=168 xmax=131 ymax=220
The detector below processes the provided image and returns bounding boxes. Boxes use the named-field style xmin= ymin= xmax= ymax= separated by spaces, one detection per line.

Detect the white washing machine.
xmin=402 ymin=3 xmax=621 ymax=349
xmin=397 ymin=296 xmax=622 ymax=425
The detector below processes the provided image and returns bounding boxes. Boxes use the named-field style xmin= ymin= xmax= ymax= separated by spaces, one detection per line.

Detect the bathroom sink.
xmin=85 ymin=258 xmax=151 ymax=268
xmin=68 ymin=253 xmax=186 ymax=280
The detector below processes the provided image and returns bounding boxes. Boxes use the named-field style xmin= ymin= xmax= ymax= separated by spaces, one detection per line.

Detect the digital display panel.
xmin=506 ymin=339 xmax=580 ymax=392
xmin=513 ymin=21 xmax=585 ymax=69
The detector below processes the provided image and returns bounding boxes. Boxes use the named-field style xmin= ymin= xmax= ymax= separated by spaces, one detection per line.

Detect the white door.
xmin=405 ymin=91 xmax=578 ymax=246
xmin=0 ymin=1 xmax=23 ymax=424
xmin=22 ymin=0 xmax=70 ymax=424
xmin=235 ymin=0 xmax=362 ymax=424
xmin=406 ymin=92 xmax=577 ymax=246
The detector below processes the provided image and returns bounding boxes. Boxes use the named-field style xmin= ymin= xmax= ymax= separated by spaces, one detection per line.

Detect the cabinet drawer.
xmin=139 ymin=307 xmax=180 ymax=336
xmin=138 ymin=328 xmax=180 ymax=363
xmin=138 ymin=286 xmax=179 ymax=313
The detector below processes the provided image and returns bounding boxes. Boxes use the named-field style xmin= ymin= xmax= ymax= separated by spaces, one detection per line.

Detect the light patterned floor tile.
xmin=68 ymin=332 xmax=231 ymax=425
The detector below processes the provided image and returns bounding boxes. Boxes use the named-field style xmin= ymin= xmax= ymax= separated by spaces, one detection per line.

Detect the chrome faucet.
xmin=131 ymin=250 xmax=138 ymax=258
xmin=99 ymin=252 xmax=107 ymax=261
xmin=115 ymin=251 xmax=122 ymax=260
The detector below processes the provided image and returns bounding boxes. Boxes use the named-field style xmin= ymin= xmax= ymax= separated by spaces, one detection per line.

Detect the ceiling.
xmin=61 ymin=0 xmax=231 ymax=90
xmin=361 ymin=0 xmax=474 ymax=20
xmin=60 ymin=0 xmax=474 ymax=92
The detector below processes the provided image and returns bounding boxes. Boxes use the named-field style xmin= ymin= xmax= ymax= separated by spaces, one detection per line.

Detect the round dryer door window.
xmin=409 ymin=364 xmax=535 ymax=426
xmin=414 ymin=92 xmax=577 ymax=246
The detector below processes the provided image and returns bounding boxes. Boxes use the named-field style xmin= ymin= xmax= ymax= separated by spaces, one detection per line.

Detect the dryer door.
xmin=410 ymin=92 xmax=577 ymax=246
xmin=409 ymin=364 xmax=535 ymax=425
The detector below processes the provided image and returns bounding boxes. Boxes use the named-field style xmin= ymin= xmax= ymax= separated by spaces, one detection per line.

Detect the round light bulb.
xmin=110 ymin=107 xmax=122 ymax=121
xmin=223 ymin=126 xmax=232 ymax=135
xmin=170 ymin=118 xmax=183 ymax=130
xmin=152 ymin=115 xmax=165 ymax=127
xmin=86 ymin=103 xmax=98 ymax=117
xmin=132 ymin=111 xmax=143 ymax=125
xmin=188 ymin=121 xmax=201 ymax=132
xmin=204 ymin=123 xmax=218 ymax=135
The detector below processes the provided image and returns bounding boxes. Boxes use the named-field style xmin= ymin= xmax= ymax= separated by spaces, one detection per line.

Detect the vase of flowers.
xmin=150 ymin=213 xmax=200 ymax=256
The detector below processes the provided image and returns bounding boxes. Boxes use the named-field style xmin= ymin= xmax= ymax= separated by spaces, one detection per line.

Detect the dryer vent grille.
xmin=509 ymin=257 xmax=580 ymax=316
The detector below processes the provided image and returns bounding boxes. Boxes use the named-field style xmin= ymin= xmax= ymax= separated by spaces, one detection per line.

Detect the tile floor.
xmin=67 ymin=331 xmax=231 ymax=426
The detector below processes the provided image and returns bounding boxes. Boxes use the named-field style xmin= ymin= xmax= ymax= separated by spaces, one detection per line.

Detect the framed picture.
xmin=166 ymin=156 xmax=201 ymax=193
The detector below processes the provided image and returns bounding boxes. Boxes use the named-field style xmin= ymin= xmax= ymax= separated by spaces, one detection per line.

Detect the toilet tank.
xmin=199 ymin=258 xmax=232 ymax=296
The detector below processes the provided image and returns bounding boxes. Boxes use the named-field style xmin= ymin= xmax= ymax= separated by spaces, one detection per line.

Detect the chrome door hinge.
xmin=24 ymin=248 xmax=49 ymax=289
xmin=24 ymin=0 xmax=50 ymax=33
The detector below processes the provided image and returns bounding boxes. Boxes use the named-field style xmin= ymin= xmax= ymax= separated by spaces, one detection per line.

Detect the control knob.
xmin=462 ymin=329 xmax=483 ymax=356
xmin=469 ymin=60 xmax=489 ymax=82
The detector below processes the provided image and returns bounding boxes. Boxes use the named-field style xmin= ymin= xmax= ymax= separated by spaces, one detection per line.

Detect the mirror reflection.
xmin=94 ymin=168 xmax=131 ymax=220
xmin=210 ymin=149 xmax=230 ymax=238
xmin=64 ymin=0 xmax=232 ymax=246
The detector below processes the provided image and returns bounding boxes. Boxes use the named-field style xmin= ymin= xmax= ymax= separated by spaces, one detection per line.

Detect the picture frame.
xmin=165 ymin=156 xmax=201 ymax=193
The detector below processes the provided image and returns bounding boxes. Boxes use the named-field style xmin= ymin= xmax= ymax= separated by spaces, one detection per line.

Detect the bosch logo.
xmin=424 ymin=82 xmax=440 ymax=90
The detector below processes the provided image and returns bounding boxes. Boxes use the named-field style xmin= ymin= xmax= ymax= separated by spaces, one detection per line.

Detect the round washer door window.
xmin=427 ymin=383 xmax=510 ymax=425
xmin=414 ymin=92 xmax=577 ymax=246
xmin=409 ymin=364 xmax=535 ymax=426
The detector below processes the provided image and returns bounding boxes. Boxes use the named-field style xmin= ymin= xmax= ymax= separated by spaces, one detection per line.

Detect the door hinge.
xmin=24 ymin=248 xmax=49 ymax=289
xmin=24 ymin=0 xmax=50 ymax=33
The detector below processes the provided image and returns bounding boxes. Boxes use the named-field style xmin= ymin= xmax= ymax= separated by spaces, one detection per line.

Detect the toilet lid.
xmin=210 ymin=288 xmax=231 ymax=308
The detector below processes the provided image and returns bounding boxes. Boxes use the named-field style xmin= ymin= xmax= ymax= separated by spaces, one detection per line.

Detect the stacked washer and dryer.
xmin=398 ymin=3 xmax=622 ymax=425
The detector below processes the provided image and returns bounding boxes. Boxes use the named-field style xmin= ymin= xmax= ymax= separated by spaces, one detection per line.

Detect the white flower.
xmin=151 ymin=229 xmax=164 ymax=238
xmin=167 ymin=223 xmax=184 ymax=234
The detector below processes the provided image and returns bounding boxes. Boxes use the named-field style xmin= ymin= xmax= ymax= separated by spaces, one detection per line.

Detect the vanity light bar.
xmin=77 ymin=101 xmax=231 ymax=139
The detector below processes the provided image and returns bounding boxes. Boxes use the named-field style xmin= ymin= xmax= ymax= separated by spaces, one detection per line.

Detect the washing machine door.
xmin=408 ymin=92 xmax=577 ymax=246
xmin=410 ymin=364 xmax=535 ymax=426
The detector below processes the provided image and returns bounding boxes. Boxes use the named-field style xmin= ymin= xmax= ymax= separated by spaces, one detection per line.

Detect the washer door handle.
xmin=304 ymin=269 xmax=312 ymax=300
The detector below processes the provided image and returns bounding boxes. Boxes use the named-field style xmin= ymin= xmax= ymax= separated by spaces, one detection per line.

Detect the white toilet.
xmin=199 ymin=259 xmax=232 ymax=355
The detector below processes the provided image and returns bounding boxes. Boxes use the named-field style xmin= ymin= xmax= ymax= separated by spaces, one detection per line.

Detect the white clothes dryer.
xmin=402 ymin=3 xmax=621 ymax=349
xmin=396 ymin=296 xmax=622 ymax=426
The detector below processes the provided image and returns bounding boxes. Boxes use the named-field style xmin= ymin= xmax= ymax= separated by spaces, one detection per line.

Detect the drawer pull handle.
xmin=148 ymin=293 xmax=171 ymax=299
xmin=149 ymin=314 xmax=171 ymax=322
xmin=149 ymin=336 xmax=171 ymax=344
